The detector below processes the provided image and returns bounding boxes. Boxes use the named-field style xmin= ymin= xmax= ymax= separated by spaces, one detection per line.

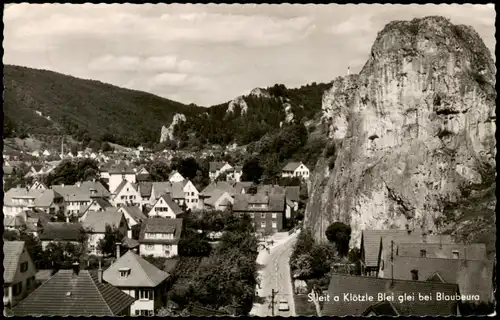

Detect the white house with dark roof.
xmin=148 ymin=194 xmax=183 ymax=219
xmin=118 ymin=206 xmax=148 ymax=238
xmin=209 ymin=161 xmax=233 ymax=181
xmin=103 ymin=250 xmax=170 ymax=316
xmin=202 ymin=190 xmax=234 ymax=211
xmin=139 ymin=218 xmax=183 ymax=258
xmin=112 ymin=180 xmax=141 ymax=207
xmin=52 ymin=181 xmax=111 ymax=217
xmin=3 ymin=241 xmax=38 ymax=308
xmin=81 ymin=209 xmax=128 ymax=255
xmin=39 ymin=222 xmax=84 ymax=250
xmin=108 ymin=162 xmax=136 ymax=194
xmin=281 ymin=161 xmax=310 ymax=179
xmin=168 ymin=170 xmax=185 ymax=183
xmin=3 ymin=187 xmax=64 ymax=216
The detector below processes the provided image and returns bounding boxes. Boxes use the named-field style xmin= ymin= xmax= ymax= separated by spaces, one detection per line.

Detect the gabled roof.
xmin=113 ymin=179 xmax=139 ymax=195
xmin=121 ymin=237 xmax=140 ymax=249
xmin=82 ymin=209 xmax=124 ymax=233
xmin=136 ymin=173 xmax=151 ymax=182
xmin=139 ymin=218 xmax=183 ymax=244
xmin=4 ymin=215 xmax=26 ymax=228
xmin=204 ymin=190 xmax=231 ymax=207
xmin=103 ymin=250 xmax=169 ymax=287
xmin=233 ymin=194 xmax=286 ymax=212
xmin=10 ymin=269 xmax=135 ymax=316
xmin=282 ymin=161 xmax=304 ymax=172
xmin=390 ymin=256 xmax=494 ymax=302
xmin=168 ymin=170 xmax=184 ymax=180
xmin=120 ymin=205 xmax=147 ymax=223
xmin=361 ymin=229 xmax=453 ymax=267
xmin=151 ymin=181 xmax=173 ymax=199
xmin=3 ymin=188 xmax=63 ymax=207
xmin=4 ymin=241 xmax=26 ymax=284
xmin=138 ymin=181 xmax=153 ymax=198
xmin=39 ymin=222 xmax=83 ymax=241
xmin=170 ymin=181 xmax=187 ymax=199
xmin=52 ymin=181 xmax=110 ymax=201
xmin=322 ymin=274 xmax=459 ymax=316
xmin=3 ymin=166 xmax=14 ymax=175
xmin=396 ymin=243 xmax=487 ymax=261
xmin=154 ymin=194 xmax=183 ymax=215
xmin=201 ymin=181 xmax=235 ymax=196
xmin=285 ymin=186 xmax=300 ymax=202
xmin=109 ymin=162 xmax=135 ymax=174
xmin=78 ymin=198 xmax=114 ymax=217
xmin=209 ymin=161 xmax=226 ymax=172
xmin=233 ymin=181 xmax=253 ymax=194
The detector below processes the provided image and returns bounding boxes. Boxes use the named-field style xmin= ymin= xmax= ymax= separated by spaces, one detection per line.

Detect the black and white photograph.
xmin=2 ymin=3 xmax=496 ymax=317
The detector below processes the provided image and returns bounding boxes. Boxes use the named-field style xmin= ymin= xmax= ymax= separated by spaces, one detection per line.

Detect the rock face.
xmin=305 ymin=16 xmax=496 ymax=246
xmin=226 ymin=96 xmax=249 ymax=115
xmin=160 ymin=113 xmax=186 ymax=142
xmin=249 ymin=87 xmax=271 ymax=99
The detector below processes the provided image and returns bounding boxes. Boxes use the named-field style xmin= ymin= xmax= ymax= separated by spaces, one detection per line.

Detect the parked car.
xmin=278 ymin=299 xmax=289 ymax=311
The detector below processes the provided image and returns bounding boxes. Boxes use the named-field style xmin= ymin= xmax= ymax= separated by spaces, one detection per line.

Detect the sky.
xmin=3 ymin=3 xmax=496 ymax=106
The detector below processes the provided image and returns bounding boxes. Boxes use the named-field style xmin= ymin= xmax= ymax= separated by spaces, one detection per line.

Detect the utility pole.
xmin=270 ymin=289 xmax=279 ymax=316
xmin=390 ymin=240 xmax=394 ymax=286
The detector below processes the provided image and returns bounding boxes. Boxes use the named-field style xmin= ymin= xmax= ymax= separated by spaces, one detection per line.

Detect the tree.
xmin=148 ymin=160 xmax=171 ymax=182
xmin=325 ymin=222 xmax=351 ymax=257
xmin=241 ymin=157 xmax=263 ymax=183
xmin=45 ymin=158 xmax=99 ymax=186
xmin=176 ymin=157 xmax=201 ymax=181
xmin=97 ymin=224 xmax=125 ymax=257
xmin=100 ymin=141 xmax=113 ymax=152
xmin=43 ymin=241 xmax=83 ymax=271
xmin=178 ymin=233 xmax=212 ymax=257
xmin=142 ymin=254 xmax=169 ymax=271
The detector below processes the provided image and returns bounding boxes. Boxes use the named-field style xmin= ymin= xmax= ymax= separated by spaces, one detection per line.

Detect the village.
xmin=3 ymin=142 xmax=496 ymax=317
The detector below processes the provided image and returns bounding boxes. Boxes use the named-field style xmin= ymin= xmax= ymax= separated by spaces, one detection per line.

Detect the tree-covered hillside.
xmin=3 ymin=65 xmax=204 ymax=146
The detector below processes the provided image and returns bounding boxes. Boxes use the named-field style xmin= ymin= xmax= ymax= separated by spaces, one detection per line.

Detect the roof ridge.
xmin=88 ymin=270 xmax=114 ymax=315
xmin=131 ymin=251 xmax=160 ymax=287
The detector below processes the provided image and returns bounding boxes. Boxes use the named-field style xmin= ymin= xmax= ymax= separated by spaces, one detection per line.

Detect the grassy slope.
xmin=4 ymin=64 xmax=204 ymax=146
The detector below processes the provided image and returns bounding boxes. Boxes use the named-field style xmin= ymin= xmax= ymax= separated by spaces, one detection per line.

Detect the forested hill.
xmin=172 ymin=82 xmax=331 ymax=147
xmin=3 ymin=64 xmax=204 ymax=146
xmin=4 ymin=64 xmax=331 ymax=149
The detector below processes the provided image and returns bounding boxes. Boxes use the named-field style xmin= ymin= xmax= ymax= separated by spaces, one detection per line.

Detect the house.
xmin=168 ymin=170 xmax=185 ymax=183
xmin=148 ymin=194 xmax=183 ymax=218
xmin=139 ymin=218 xmax=183 ymax=258
xmin=201 ymin=181 xmax=235 ymax=197
xmin=181 ymin=180 xmax=200 ymax=211
xmin=38 ymin=222 xmax=84 ymax=250
xmin=387 ymin=256 xmax=495 ymax=303
xmin=224 ymin=165 xmax=243 ymax=182
xmin=10 ymin=266 xmax=135 ymax=316
xmin=149 ymin=182 xmax=174 ymax=206
xmin=359 ymin=229 xmax=453 ymax=277
xmin=209 ymin=161 xmax=233 ymax=181
xmin=81 ymin=209 xmax=128 ymax=255
xmin=285 ymin=186 xmax=300 ymax=211
xmin=52 ymin=181 xmax=111 ymax=217
xmin=233 ymin=194 xmax=288 ymax=234
xmin=29 ymin=180 xmax=48 ymax=191
xmin=233 ymin=181 xmax=254 ymax=194
xmin=112 ymin=180 xmax=141 ymax=207
xmin=281 ymin=161 xmax=310 ymax=179
xmin=78 ymin=197 xmax=114 ymax=219
xmin=202 ymin=190 xmax=234 ymax=211
xmin=3 ymin=241 xmax=38 ymax=308
xmin=321 ymin=274 xmax=460 ymax=316
xmin=118 ymin=206 xmax=148 ymax=238
xmin=3 ymin=187 xmax=65 ymax=216
xmin=99 ymin=162 xmax=113 ymax=181
xmin=108 ymin=162 xmax=137 ymax=194
xmin=136 ymin=167 xmax=151 ymax=182
xmin=148 ymin=181 xmax=200 ymax=211
xmin=17 ymin=209 xmax=52 ymax=237
xmin=396 ymin=243 xmax=488 ymax=261
xmin=138 ymin=182 xmax=153 ymax=208
xmin=103 ymin=250 xmax=170 ymax=316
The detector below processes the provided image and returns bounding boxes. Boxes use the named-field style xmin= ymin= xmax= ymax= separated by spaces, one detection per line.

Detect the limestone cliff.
xmin=160 ymin=113 xmax=186 ymax=142
xmin=305 ymin=16 xmax=496 ymax=247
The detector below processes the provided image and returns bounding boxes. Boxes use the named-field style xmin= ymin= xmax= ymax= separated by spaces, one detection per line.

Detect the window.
xmin=119 ymin=268 xmax=131 ymax=278
xmin=163 ymin=244 xmax=171 ymax=251
xmin=13 ymin=282 xmax=22 ymax=296
xmin=272 ymin=221 xmax=277 ymax=228
xmin=261 ymin=221 xmax=266 ymax=228
xmin=272 ymin=213 xmax=277 ymax=219
xmin=4 ymin=287 xmax=8 ymax=297
xmin=261 ymin=213 xmax=265 ymax=219
xmin=90 ymin=245 xmax=96 ymax=253
xmin=27 ymin=277 xmax=32 ymax=288
xmin=20 ymin=262 xmax=28 ymax=273
xmin=411 ymin=269 xmax=419 ymax=281
xmin=250 ymin=212 xmax=254 ymax=218
xmin=138 ymin=289 xmax=151 ymax=300
xmin=191 ymin=192 xmax=194 ymax=196
xmin=420 ymin=250 xmax=426 ymax=258
xmin=146 ymin=245 xmax=154 ymax=251
xmin=452 ymin=251 xmax=459 ymax=259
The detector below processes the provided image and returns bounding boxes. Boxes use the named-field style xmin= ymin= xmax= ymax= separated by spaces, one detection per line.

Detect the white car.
xmin=278 ymin=299 xmax=289 ymax=311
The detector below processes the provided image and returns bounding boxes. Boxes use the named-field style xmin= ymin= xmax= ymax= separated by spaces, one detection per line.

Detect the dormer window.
xmin=420 ymin=249 xmax=426 ymax=258
xmin=119 ymin=267 xmax=131 ymax=278
xmin=452 ymin=250 xmax=459 ymax=259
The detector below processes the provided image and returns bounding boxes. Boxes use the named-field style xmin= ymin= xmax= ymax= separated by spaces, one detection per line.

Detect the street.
xmin=250 ymin=231 xmax=299 ymax=317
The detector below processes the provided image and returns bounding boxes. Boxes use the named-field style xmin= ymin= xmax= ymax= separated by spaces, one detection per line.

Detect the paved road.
xmin=251 ymin=232 xmax=298 ymax=317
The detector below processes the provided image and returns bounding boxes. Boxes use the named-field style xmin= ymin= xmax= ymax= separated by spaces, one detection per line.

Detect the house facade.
xmin=182 ymin=180 xmax=200 ymax=211
xmin=112 ymin=180 xmax=141 ymax=207
xmin=233 ymin=194 xmax=287 ymax=235
xmin=3 ymin=188 xmax=64 ymax=217
xmin=52 ymin=181 xmax=111 ymax=217
xmin=209 ymin=162 xmax=233 ymax=181
xmin=109 ymin=163 xmax=137 ymax=194
xmin=168 ymin=170 xmax=185 ymax=183
xmin=139 ymin=218 xmax=183 ymax=258
xmin=103 ymin=250 xmax=170 ymax=316
xmin=281 ymin=161 xmax=310 ymax=179
xmin=118 ymin=206 xmax=147 ymax=238
xmin=148 ymin=194 xmax=183 ymax=219
xmin=3 ymin=241 xmax=38 ymax=308
xmin=81 ymin=210 xmax=128 ymax=255
xmin=202 ymin=190 xmax=234 ymax=211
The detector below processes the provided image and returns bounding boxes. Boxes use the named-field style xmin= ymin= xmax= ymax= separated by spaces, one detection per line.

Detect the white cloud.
xmin=329 ymin=14 xmax=374 ymax=35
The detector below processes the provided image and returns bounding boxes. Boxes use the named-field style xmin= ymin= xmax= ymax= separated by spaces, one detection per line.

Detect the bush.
xmin=325 ymin=222 xmax=351 ymax=257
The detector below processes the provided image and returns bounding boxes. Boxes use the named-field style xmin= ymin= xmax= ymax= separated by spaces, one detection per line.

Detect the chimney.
xmin=411 ymin=269 xmax=419 ymax=281
xmin=72 ymin=262 xmax=80 ymax=276
xmin=116 ymin=242 xmax=121 ymax=259
xmin=98 ymin=260 xmax=103 ymax=283
xmin=66 ymin=215 xmax=70 ymax=223
xmin=61 ymin=183 xmax=65 ymax=187
xmin=76 ymin=181 xmax=81 ymax=188
xmin=422 ymin=232 xmax=428 ymax=243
